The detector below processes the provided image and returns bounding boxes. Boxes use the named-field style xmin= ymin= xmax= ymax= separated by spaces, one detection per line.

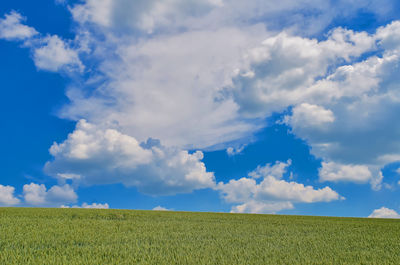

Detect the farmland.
xmin=0 ymin=208 xmax=399 ymax=264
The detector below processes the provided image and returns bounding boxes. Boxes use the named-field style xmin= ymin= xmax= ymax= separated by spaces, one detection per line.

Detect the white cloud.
xmin=260 ymin=22 xmax=400 ymax=190
xmin=3 ymin=1 xmax=400 ymax=202
xmin=228 ymin=29 xmax=375 ymax=118
xmin=231 ymin=201 xmax=294 ymax=214
xmin=368 ymin=207 xmax=400 ymax=219
xmin=81 ymin=202 xmax=109 ymax=209
xmin=33 ymin=35 xmax=83 ymax=72
xmin=23 ymin=183 xmax=77 ymax=206
xmin=62 ymin=202 xmax=109 ymax=209
xmin=0 ymin=11 xmax=37 ymax=40
xmin=57 ymin=173 xmax=81 ymax=180
xmin=218 ymin=161 xmax=342 ymax=214
xmin=61 ymin=26 xmax=266 ymax=149
xmin=375 ymin=21 xmax=400 ymax=51
xmin=153 ymin=206 xmax=170 ymax=211
xmin=0 ymin=184 xmax=20 ymax=206
xmin=256 ymin=176 xmax=341 ymax=203
xmin=319 ymin=162 xmax=373 ymax=184
xmin=45 ymin=120 xmax=216 ymax=196
xmin=0 ymin=11 xmax=83 ymax=73
xmin=284 ymin=103 xmax=335 ymax=128
xmin=248 ymin=160 xmax=291 ymax=179
xmin=57 ymin=0 xmax=395 ymax=151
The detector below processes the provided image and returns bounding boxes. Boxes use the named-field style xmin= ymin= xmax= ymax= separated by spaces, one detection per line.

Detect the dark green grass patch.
xmin=0 ymin=208 xmax=399 ymax=264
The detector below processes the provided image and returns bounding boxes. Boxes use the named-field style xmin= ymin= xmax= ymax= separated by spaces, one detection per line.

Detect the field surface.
xmin=0 ymin=208 xmax=399 ymax=264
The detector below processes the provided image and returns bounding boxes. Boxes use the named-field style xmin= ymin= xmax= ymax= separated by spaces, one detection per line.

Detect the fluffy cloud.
xmin=319 ymin=162 xmax=373 ymax=184
xmin=153 ymin=206 xmax=170 ymax=211
xmin=225 ymin=20 xmax=400 ymax=190
xmin=45 ymin=120 xmax=216 ymax=195
xmin=0 ymin=11 xmax=37 ymax=40
xmin=23 ymin=183 xmax=77 ymax=206
xmin=61 ymin=26 xmax=266 ymax=149
xmin=57 ymin=0 xmax=397 ymax=151
xmin=82 ymin=202 xmax=109 ymax=208
xmin=61 ymin=202 xmax=109 ymax=209
xmin=228 ymin=29 xmax=375 ymax=118
xmin=0 ymin=184 xmax=20 ymax=206
xmin=368 ymin=207 xmax=400 ymax=219
xmin=3 ymin=1 xmax=400 ymax=204
xmin=0 ymin=11 xmax=83 ymax=73
xmin=284 ymin=103 xmax=335 ymax=128
xmin=218 ymin=160 xmax=342 ymax=214
xmin=279 ymin=25 xmax=400 ymax=189
xmin=33 ymin=35 xmax=83 ymax=72
xmin=231 ymin=201 xmax=294 ymax=214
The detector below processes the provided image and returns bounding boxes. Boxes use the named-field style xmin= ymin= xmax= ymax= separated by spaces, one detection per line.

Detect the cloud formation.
xmin=0 ymin=11 xmax=83 ymax=73
xmin=23 ymin=183 xmax=77 ymax=206
xmin=0 ymin=11 xmax=37 ymax=40
xmin=368 ymin=207 xmax=400 ymax=219
xmin=2 ymin=0 xmax=400 ymax=210
xmin=61 ymin=202 xmax=109 ymax=209
xmin=218 ymin=160 xmax=342 ymax=214
xmin=153 ymin=206 xmax=170 ymax=211
xmin=45 ymin=120 xmax=216 ymax=195
xmin=33 ymin=35 xmax=84 ymax=72
xmin=0 ymin=184 xmax=20 ymax=206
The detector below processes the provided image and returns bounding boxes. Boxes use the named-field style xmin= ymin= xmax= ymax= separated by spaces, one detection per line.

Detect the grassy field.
xmin=0 ymin=208 xmax=399 ymax=264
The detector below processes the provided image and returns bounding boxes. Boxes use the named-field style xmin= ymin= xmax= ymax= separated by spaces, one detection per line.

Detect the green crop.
xmin=0 ymin=208 xmax=399 ymax=264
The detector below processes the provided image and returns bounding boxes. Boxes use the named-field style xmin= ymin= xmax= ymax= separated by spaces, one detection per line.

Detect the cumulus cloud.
xmin=0 ymin=11 xmax=83 ymax=73
xmin=284 ymin=103 xmax=335 ymax=128
xmin=278 ymin=25 xmax=400 ymax=189
xmin=23 ymin=183 xmax=77 ymax=206
xmin=153 ymin=206 xmax=170 ymax=211
xmin=228 ymin=21 xmax=400 ymax=190
xmin=368 ymin=207 xmax=400 ymax=219
xmin=0 ymin=184 xmax=20 ymax=206
xmin=61 ymin=26 xmax=266 ymax=149
xmin=218 ymin=160 xmax=342 ymax=214
xmin=56 ymin=0 xmax=398 ymax=151
xmin=231 ymin=201 xmax=294 ymax=214
xmin=45 ymin=120 xmax=216 ymax=195
xmin=33 ymin=35 xmax=84 ymax=72
xmin=228 ymin=28 xmax=375 ymax=118
xmin=0 ymin=11 xmax=37 ymax=40
xmin=2 ymin=0 xmax=400 ymax=204
xmin=319 ymin=162 xmax=373 ymax=184
xmin=61 ymin=202 xmax=109 ymax=209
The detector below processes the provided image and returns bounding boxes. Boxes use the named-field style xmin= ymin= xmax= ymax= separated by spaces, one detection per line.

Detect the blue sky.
xmin=1 ymin=0 xmax=400 ymax=218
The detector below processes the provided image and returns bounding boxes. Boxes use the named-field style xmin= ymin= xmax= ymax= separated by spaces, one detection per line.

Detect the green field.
xmin=0 ymin=208 xmax=399 ymax=264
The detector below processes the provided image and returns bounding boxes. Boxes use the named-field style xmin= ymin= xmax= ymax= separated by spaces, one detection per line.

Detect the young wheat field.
xmin=0 ymin=208 xmax=399 ymax=264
